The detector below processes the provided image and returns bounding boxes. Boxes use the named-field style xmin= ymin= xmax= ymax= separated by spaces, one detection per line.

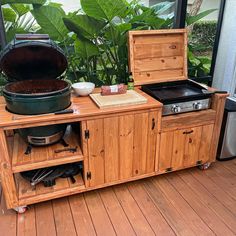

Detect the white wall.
xmin=213 ymin=0 xmax=236 ymax=98
xmin=52 ymin=0 xmax=150 ymax=13
xmin=51 ymin=0 xmax=81 ymax=12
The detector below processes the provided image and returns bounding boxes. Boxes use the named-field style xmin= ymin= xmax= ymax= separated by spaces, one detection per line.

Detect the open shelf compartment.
xmin=15 ymin=172 xmax=85 ymax=205
xmin=11 ymin=126 xmax=84 ymax=173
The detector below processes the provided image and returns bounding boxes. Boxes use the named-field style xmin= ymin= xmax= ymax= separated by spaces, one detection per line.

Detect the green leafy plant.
xmin=28 ymin=0 xmax=174 ymax=85
xmin=0 ymin=0 xmax=216 ymax=86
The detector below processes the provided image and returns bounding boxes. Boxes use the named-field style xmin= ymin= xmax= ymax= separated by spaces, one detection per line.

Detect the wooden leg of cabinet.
xmin=0 ymin=129 xmax=18 ymax=209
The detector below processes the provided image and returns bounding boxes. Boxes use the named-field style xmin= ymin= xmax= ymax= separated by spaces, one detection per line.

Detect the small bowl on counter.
xmin=72 ymin=82 xmax=95 ymax=96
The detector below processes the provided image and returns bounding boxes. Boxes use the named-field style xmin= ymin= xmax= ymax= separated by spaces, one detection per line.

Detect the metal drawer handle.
xmin=183 ymin=130 xmax=193 ymax=134
xmin=152 ymin=118 xmax=155 ymax=130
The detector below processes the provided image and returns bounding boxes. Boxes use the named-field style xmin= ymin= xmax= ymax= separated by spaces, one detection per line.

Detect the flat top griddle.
xmin=142 ymin=80 xmax=212 ymax=104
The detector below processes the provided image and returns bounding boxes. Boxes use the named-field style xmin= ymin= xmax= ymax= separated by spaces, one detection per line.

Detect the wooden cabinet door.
xmin=87 ymin=111 xmax=159 ymax=187
xmin=159 ymin=124 xmax=214 ymax=172
xmin=199 ymin=124 xmax=214 ymax=164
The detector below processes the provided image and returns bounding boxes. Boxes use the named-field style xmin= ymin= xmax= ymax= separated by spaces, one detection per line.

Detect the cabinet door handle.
xmin=152 ymin=118 xmax=155 ymax=130
xmin=183 ymin=130 xmax=193 ymax=134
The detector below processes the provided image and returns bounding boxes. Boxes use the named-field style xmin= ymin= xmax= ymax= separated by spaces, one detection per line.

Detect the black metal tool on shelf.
xmin=54 ymin=146 xmax=78 ymax=154
xmin=24 ymin=145 xmax=32 ymax=155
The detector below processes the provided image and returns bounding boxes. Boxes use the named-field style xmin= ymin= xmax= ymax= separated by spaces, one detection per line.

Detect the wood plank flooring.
xmin=0 ymin=160 xmax=236 ymax=236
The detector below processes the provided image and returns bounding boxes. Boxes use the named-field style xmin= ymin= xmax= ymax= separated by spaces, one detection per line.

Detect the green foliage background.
xmin=0 ymin=0 xmax=216 ymax=90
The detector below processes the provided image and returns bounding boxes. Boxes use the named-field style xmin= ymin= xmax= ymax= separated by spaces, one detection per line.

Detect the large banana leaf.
xmin=129 ymin=8 xmax=166 ymax=29
xmin=152 ymin=2 xmax=175 ymax=15
xmin=1 ymin=0 xmax=46 ymax=5
xmin=63 ymin=14 xmax=106 ymax=39
xmin=10 ymin=4 xmax=30 ymax=17
xmin=2 ymin=8 xmax=17 ymax=22
xmin=81 ymin=0 xmax=129 ymax=21
xmin=31 ymin=5 xmax=68 ymax=41
xmin=74 ymin=38 xmax=99 ymax=59
xmin=186 ymin=9 xmax=217 ymax=26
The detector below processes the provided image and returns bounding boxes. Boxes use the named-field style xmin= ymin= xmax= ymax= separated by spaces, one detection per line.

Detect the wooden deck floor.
xmin=0 ymin=160 xmax=236 ymax=236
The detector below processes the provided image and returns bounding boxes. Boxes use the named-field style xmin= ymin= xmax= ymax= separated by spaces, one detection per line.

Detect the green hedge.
xmin=190 ymin=20 xmax=217 ymax=52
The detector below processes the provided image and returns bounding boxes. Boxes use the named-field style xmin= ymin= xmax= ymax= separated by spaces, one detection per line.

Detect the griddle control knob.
xmin=193 ymin=102 xmax=203 ymax=110
xmin=171 ymin=105 xmax=181 ymax=113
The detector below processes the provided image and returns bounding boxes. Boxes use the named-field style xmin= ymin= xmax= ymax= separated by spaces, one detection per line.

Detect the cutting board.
xmin=90 ymin=90 xmax=147 ymax=108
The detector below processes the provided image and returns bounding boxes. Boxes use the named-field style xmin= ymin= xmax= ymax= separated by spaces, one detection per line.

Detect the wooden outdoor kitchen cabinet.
xmin=86 ymin=109 xmax=160 ymax=187
xmin=159 ymin=123 xmax=214 ymax=172
xmin=0 ymin=29 xmax=228 ymax=211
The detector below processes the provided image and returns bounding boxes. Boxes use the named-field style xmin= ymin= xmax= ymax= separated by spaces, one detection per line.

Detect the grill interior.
xmin=4 ymin=79 xmax=68 ymax=95
xmin=0 ymin=44 xmax=67 ymax=81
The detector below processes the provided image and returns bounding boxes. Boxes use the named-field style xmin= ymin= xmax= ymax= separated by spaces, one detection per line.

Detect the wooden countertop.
xmin=0 ymin=88 xmax=162 ymax=130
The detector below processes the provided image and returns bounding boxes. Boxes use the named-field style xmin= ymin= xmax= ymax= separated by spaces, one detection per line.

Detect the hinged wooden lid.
xmin=128 ymin=29 xmax=188 ymax=86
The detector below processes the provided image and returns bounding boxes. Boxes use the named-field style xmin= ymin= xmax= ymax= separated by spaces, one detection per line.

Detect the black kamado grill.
xmin=0 ymin=34 xmax=71 ymax=146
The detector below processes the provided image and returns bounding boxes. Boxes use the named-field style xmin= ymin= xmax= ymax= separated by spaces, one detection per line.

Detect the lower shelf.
xmin=15 ymin=173 xmax=86 ymax=206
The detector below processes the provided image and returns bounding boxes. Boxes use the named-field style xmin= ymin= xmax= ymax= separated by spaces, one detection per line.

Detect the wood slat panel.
xmin=133 ymin=33 xmax=184 ymax=45
xmin=84 ymin=191 xmax=116 ymax=236
xmin=161 ymin=109 xmax=216 ymax=132
xmin=159 ymin=131 xmax=173 ymax=171
xmin=17 ymin=174 xmax=36 ymax=199
xmin=134 ymin=70 xmax=185 ymax=85
xmin=114 ymin=185 xmax=155 ymax=235
xmin=169 ymin=173 xmax=235 ymax=236
xmin=204 ymin=165 xmax=236 ymax=201
xmin=0 ymin=192 xmax=17 ymax=236
xmin=35 ymin=201 xmax=57 ymax=236
xmin=183 ymin=127 xmax=202 ymax=167
xmin=144 ymin=179 xmax=195 ymax=235
xmin=87 ymin=119 xmax=105 ymax=187
xmin=134 ymin=42 xmax=183 ymax=59
xmin=171 ymin=129 xmax=186 ymax=169
xmin=17 ymin=205 xmax=36 ymax=236
xmin=209 ymin=94 xmax=228 ymax=162
xmin=99 ymin=188 xmax=135 ymax=236
xmin=134 ymin=56 xmax=184 ymax=72
xmin=146 ymin=111 xmax=159 ymax=173
xmin=69 ymin=194 xmax=96 ymax=236
xmin=199 ymin=124 xmax=214 ymax=163
xmin=133 ymin=112 xmax=149 ymax=176
xmin=53 ymin=198 xmax=77 ymax=236
xmin=190 ymin=168 xmax=236 ymax=216
xmin=128 ymin=181 xmax=176 ymax=235
xmin=154 ymin=176 xmax=214 ymax=235
xmin=119 ymin=115 xmax=134 ymax=179
xmin=179 ymin=171 xmax=236 ymax=234
xmin=53 ymin=178 xmax=69 ymax=191
xmin=104 ymin=117 xmax=119 ymax=182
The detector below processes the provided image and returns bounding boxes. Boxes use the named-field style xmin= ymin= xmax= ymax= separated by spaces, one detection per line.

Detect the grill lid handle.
xmin=15 ymin=34 xmax=50 ymax=41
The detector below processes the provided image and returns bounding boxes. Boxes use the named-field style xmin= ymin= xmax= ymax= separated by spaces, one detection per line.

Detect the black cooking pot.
xmin=0 ymin=34 xmax=70 ymax=115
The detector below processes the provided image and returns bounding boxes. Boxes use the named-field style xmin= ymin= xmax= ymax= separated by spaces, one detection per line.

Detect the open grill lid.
xmin=0 ymin=34 xmax=68 ymax=81
xmin=128 ymin=29 xmax=188 ymax=86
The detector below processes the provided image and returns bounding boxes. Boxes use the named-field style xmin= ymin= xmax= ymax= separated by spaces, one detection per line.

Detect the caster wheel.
xmin=198 ymin=162 xmax=211 ymax=170
xmin=14 ymin=206 xmax=27 ymax=214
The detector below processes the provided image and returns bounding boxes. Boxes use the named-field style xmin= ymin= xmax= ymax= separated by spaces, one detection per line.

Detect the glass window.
xmin=187 ymin=0 xmax=221 ymax=80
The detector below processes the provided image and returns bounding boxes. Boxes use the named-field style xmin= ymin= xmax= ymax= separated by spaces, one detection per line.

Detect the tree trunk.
xmin=189 ymin=0 xmax=204 ymax=16
xmin=188 ymin=0 xmax=204 ymax=34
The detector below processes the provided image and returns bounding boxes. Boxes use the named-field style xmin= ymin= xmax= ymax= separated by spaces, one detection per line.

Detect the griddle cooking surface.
xmin=142 ymin=80 xmax=211 ymax=104
xmin=151 ymin=84 xmax=201 ymax=101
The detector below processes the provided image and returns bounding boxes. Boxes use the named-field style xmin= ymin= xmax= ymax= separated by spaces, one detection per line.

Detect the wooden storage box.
xmin=128 ymin=29 xmax=188 ymax=85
